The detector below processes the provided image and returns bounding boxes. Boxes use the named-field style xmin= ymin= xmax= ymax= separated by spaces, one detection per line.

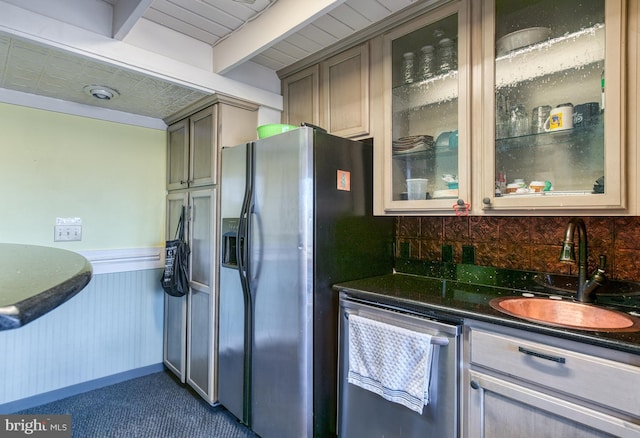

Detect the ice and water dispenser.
xmin=221 ymin=218 xmax=240 ymax=269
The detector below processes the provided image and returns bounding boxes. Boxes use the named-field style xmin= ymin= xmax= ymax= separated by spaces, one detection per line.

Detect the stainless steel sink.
xmin=489 ymin=296 xmax=640 ymax=332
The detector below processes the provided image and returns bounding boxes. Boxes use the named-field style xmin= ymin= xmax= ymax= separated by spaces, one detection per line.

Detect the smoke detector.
xmin=83 ymin=85 xmax=119 ymax=101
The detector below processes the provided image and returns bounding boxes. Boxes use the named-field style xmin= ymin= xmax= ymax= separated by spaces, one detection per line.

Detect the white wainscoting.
xmin=79 ymin=247 xmax=165 ymax=274
xmin=0 ymin=250 xmax=166 ymax=411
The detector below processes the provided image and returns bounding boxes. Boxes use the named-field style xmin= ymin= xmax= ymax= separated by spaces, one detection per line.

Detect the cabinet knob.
xmin=482 ymin=197 xmax=491 ymax=205
xmin=452 ymin=199 xmax=470 ymax=216
xmin=470 ymin=380 xmax=481 ymax=390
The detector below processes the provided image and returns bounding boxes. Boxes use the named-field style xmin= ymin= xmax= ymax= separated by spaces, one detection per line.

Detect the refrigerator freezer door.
xmin=250 ymin=128 xmax=315 ymax=438
xmin=218 ymin=144 xmax=249 ymax=423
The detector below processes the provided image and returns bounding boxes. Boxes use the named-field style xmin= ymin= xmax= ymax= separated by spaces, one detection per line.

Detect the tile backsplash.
xmin=396 ymin=216 xmax=640 ymax=282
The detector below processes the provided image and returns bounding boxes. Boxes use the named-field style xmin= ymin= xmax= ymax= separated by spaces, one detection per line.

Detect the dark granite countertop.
xmin=334 ymin=264 xmax=640 ymax=356
xmin=0 ymin=243 xmax=93 ymax=330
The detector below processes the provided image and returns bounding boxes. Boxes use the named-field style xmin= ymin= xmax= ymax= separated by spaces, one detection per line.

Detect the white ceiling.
xmin=0 ymin=34 xmax=210 ymax=119
xmin=143 ymin=0 xmax=416 ymax=71
xmin=0 ymin=0 xmax=430 ymax=121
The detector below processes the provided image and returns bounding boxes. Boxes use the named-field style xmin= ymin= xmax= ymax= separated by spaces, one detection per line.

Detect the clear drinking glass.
xmin=509 ymin=104 xmax=529 ymax=137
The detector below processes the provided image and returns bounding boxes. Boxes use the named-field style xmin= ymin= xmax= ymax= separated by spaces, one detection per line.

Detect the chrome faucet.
xmin=559 ymin=218 xmax=607 ymax=302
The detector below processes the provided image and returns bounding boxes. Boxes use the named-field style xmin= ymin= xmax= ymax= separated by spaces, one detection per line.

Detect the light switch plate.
xmin=54 ymin=217 xmax=82 ymax=241
xmin=54 ymin=225 xmax=82 ymax=241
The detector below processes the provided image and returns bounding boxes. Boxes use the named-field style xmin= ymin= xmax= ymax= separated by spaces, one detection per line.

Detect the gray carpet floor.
xmin=17 ymin=371 xmax=258 ymax=438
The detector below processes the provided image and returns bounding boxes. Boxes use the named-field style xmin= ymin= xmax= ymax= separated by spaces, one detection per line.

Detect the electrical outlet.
xmin=462 ymin=245 xmax=476 ymax=264
xmin=441 ymin=244 xmax=454 ymax=263
xmin=400 ymin=241 xmax=411 ymax=258
xmin=54 ymin=225 xmax=82 ymax=241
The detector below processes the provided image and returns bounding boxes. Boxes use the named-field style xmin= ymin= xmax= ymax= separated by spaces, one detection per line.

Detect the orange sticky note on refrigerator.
xmin=337 ymin=170 xmax=350 ymax=191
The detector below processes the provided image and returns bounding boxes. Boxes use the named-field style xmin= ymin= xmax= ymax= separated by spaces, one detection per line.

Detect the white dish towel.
xmin=347 ymin=314 xmax=434 ymax=414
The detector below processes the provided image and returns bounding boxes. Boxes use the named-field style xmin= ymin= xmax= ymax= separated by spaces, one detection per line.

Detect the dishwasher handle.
xmin=430 ymin=336 xmax=450 ymax=346
xmin=343 ymin=311 xmax=450 ymax=346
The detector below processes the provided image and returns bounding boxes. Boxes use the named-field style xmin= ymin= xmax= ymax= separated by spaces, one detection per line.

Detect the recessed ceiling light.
xmin=83 ymin=85 xmax=119 ymax=101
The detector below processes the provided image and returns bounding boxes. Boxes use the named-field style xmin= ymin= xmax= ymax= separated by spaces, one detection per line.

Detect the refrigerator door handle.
xmin=236 ymin=141 xmax=255 ymax=426
xmin=237 ymin=143 xmax=254 ymax=290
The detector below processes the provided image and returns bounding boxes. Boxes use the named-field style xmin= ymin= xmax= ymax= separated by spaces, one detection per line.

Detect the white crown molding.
xmin=78 ymin=247 xmax=164 ymax=275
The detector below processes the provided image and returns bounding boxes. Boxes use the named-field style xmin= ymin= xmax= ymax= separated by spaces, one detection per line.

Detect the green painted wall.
xmin=0 ymin=102 xmax=166 ymax=250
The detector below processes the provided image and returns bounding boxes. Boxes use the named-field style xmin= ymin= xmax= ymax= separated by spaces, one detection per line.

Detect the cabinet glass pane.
xmin=167 ymin=197 xmax=184 ymax=238
xmin=188 ymin=290 xmax=210 ymax=393
xmin=192 ymin=112 xmax=214 ymax=184
xmin=168 ymin=124 xmax=187 ymax=187
xmin=165 ymin=294 xmax=185 ymax=373
xmin=494 ymin=0 xmax=604 ymax=197
xmin=391 ymin=13 xmax=459 ymax=202
xmin=191 ymin=193 xmax=212 ymax=287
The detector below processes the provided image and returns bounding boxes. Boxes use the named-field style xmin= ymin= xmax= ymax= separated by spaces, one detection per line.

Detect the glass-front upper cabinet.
xmin=382 ymin=1 xmax=470 ymax=213
xmin=482 ymin=0 xmax=625 ymax=211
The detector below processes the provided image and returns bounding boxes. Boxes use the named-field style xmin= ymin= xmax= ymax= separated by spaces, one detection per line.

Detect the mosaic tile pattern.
xmin=395 ymin=216 xmax=640 ymax=282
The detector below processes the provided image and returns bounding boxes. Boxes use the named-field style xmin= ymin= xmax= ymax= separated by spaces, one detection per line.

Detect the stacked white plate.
xmin=392 ymin=135 xmax=434 ymax=154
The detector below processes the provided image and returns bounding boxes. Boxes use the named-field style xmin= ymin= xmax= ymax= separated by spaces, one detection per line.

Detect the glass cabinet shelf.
xmin=495 ymin=23 xmax=604 ymax=88
xmin=392 ymin=147 xmax=458 ymax=159
xmin=392 ymin=71 xmax=458 ymax=112
xmin=496 ymin=121 xmax=604 ymax=152
xmin=393 ymin=23 xmax=604 ymax=113
xmin=495 ymin=120 xmax=604 ymax=194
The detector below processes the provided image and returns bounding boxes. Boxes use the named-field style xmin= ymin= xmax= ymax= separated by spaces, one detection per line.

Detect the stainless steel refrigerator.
xmin=218 ymin=126 xmax=394 ymax=438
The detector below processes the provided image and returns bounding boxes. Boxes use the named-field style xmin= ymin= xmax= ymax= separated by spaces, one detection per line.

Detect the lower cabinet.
xmin=164 ymin=293 xmax=186 ymax=379
xmin=468 ymin=370 xmax=635 ymax=438
xmin=465 ymin=323 xmax=640 ymax=438
xmin=163 ymin=189 xmax=217 ymax=404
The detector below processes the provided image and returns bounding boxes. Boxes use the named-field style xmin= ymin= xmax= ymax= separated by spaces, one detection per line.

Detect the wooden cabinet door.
xmin=163 ymin=192 xmax=189 ymax=381
xmin=321 ymin=44 xmax=370 ymax=138
xmin=380 ymin=2 xmax=471 ymax=214
xmin=186 ymin=188 xmax=217 ymax=404
xmin=467 ymin=370 xmax=640 ymax=438
xmin=479 ymin=0 xmax=626 ymax=212
xmin=282 ymin=64 xmax=320 ymax=127
xmin=167 ymin=107 xmax=215 ymax=191
xmin=189 ymin=106 xmax=217 ymax=188
xmin=167 ymin=119 xmax=189 ymax=190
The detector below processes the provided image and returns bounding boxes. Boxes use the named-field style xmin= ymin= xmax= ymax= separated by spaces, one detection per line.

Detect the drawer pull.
xmin=518 ymin=346 xmax=566 ymax=364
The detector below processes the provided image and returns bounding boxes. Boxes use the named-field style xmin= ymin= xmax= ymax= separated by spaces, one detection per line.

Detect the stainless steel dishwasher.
xmin=338 ymin=294 xmax=462 ymax=437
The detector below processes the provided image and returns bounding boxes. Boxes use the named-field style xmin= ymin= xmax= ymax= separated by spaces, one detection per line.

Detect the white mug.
xmin=544 ymin=106 xmax=573 ymax=132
